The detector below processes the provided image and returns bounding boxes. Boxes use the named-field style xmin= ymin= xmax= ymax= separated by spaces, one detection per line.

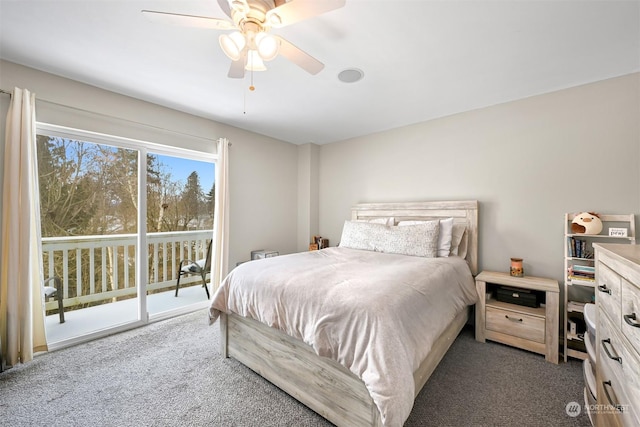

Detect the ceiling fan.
xmin=142 ymin=0 xmax=346 ymax=79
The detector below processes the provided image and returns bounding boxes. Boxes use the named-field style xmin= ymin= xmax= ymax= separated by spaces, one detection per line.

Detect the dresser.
xmin=593 ymin=244 xmax=640 ymax=427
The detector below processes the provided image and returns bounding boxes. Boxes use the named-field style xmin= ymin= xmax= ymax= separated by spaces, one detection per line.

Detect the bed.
xmin=208 ymin=200 xmax=479 ymax=426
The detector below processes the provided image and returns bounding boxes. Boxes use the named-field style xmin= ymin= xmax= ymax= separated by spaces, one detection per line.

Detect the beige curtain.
xmin=0 ymin=87 xmax=47 ymax=369
xmin=211 ymin=138 xmax=230 ymax=291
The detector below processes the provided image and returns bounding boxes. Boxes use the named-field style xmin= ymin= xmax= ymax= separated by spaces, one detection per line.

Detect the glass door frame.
xmin=37 ymin=123 xmax=217 ymax=349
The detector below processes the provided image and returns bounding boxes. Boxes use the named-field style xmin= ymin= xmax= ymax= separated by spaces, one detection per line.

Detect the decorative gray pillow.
xmin=339 ymin=220 xmax=440 ymax=258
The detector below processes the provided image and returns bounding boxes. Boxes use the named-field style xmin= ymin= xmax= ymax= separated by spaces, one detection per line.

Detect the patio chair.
xmin=175 ymin=240 xmax=212 ymax=299
xmin=43 ymin=276 xmax=65 ymax=323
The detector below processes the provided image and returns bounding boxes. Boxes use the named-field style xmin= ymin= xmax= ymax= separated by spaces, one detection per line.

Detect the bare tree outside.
xmin=37 ymin=134 xmax=215 ymax=311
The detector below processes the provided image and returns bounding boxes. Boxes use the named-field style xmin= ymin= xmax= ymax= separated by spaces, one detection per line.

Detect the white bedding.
xmin=208 ymin=247 xmax=477 ymax=426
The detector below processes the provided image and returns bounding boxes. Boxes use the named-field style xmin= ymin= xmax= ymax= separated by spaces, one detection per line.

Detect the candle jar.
xmin=510 ymin=258 xmax=524 ymax=277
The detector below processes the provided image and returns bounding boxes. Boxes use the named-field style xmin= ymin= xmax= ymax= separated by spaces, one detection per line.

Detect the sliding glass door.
xmin=37 ymin=133 xmax=140 ymax=343
xmin=145 ymin=153 xmax=215 ymax=318
xmin=36 ymin=124 xmax=217 ymax=346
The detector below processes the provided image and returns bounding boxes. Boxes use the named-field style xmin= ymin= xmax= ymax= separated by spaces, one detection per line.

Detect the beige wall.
xmin=2 ymin=59 xmax=638 ymax=285
xmin=318 ymin=73 xmax=640 ymax=284
xmin=0 ymin=60 xmax=298 ymax=270
xmin=296 ymin=143 xmax=320 ymax=251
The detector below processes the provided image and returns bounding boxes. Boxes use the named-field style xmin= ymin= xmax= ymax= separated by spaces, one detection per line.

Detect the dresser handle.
xmin=597 ymin=284 xmax=611 ymax=295
xmin=602 ymin=381 xmax=624 ymax=413
xmin=624 ymin=313 xmax=640 ymax=328
xmin=505 ymin=315 xmax=523 ymax=322
xmin=601 ymin=338 xmax=622 ymax=364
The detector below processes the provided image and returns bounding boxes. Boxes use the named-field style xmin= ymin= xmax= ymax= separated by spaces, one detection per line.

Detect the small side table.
xmin=475 ymin=271 xmax=559 ymax=364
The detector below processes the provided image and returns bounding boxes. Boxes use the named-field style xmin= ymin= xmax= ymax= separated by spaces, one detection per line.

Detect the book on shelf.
xmin=568 ymin=275 xmax=596 ymax=285
xmin=568 ymin=269 xmax=594 ymax=279
xmin=567 ymin=265 xmax=595 ymax=283
xmin=566 ymin=237 xmax=593 ymax=259
xmin=571 ymin=265 xmax=595 ymax=274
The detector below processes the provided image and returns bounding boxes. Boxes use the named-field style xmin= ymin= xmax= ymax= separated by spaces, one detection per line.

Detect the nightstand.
xmin=475 ymin=271 xmax=559 ymax=364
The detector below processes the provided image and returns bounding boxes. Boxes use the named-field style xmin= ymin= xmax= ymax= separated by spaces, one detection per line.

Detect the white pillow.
xmin=450 ymin=223 xmax=468 ymax=258
xmin=398 ymin=217 xmax=454 ymax=257
xmin=356 ymin=217 xmax=395 ymax=226
xmin=339 ymin=220 xmax=440 ymax=258
xmin=457 ymin=230 xmax=468 ymax=259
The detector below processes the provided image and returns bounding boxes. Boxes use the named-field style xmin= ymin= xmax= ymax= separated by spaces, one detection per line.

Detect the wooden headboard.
xmin=351 ymin=200 xmax=479 ymax=275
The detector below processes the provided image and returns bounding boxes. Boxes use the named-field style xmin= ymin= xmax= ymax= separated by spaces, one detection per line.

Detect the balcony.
xmin=42 ymin=230 xmax=213 ymax=347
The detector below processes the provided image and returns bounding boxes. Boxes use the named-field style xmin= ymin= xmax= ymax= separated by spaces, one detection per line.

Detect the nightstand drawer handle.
xmin=597 ymin=284 xmax=612 ymax=295
xmin=624 ymin=313 xmax=640 ymax=328
xmin=601 ymin=338 xmax=622 ymax=364
xmin=602 ymin=381 xmax=624 ymax=413
xmin=505 ymin=315 xmax=523 ymax=322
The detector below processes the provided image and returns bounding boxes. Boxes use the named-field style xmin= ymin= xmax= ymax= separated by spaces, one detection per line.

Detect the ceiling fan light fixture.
xmin=219 ymin=31 xmax=246 ymax=60
xmin=265 ymin=11 xmax=282 ymax=26
xmin=230 ymin=0 xmax=248 ymax=14
xmin=246 ymin=50 xmax=267 ymax=71
xmin=255 ymin=32 xmax=279 ymax=61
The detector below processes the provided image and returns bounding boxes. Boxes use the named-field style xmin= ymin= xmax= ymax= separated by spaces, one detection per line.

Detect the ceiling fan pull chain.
xmin=249 ymin=58 xmax=256 ymax=92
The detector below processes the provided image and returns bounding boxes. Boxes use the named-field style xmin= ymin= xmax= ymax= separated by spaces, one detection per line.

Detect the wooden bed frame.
xmin=219 ymin=200 xmax=478 ymax=426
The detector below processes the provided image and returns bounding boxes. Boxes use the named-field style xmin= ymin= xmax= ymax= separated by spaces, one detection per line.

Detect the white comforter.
xmin=208 ymin=247 xmax=477 ymax=426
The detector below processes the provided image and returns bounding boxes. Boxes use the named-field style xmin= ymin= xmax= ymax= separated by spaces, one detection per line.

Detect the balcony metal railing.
xmin=42 ymin=230 xmax=212 ymax=311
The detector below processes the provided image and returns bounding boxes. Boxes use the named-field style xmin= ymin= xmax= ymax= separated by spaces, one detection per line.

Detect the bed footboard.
xmin=220 ymin=312 xmax=381 ymax=426
xmin=219 ymin=307 xmax=470 ymax=426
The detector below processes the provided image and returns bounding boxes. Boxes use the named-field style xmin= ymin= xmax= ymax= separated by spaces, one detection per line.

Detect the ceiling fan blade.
xmin=228 ymin=52 xmax=247 ymax=78
xmin=276 ymin=36 xmax=324 ymax=75
xmin=217 ymin=0 xmax=232 ymax=19
xmin=267 ymin=0 xmax=346 ymax=28
xmin=141 ymin=10 xmax=235 ymax=30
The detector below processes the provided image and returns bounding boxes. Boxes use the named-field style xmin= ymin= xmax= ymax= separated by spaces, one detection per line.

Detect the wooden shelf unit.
xmin=563 ymin=213 xmax=636 ymax=362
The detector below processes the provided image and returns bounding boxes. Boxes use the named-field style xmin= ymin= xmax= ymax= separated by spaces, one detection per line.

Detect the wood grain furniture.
xmin=594 ymin=243 xmax=640 ymax=427
xmin=218 ymin=200 xmax=478 ymax=427
xmin=564 ymin=213 xmax=636 ymax=361
xmin=475 ymin=270 xmax=559 ymax=364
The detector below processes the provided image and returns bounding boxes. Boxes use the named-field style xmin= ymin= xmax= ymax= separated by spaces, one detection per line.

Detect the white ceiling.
xmin=1 ymin=0 xmax=639 ymax=145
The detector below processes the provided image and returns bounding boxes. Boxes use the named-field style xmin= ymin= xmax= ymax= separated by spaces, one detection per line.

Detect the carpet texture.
xmin=1 ymin=309 xmax=591 ymax=426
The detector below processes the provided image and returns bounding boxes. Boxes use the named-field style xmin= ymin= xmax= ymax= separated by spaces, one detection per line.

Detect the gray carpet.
xmin=1 ymin=309 xmax=591 ymax=427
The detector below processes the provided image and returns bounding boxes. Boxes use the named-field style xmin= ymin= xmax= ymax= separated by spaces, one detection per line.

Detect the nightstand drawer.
xmin=486 ymin=306 xmax=545 ymax=343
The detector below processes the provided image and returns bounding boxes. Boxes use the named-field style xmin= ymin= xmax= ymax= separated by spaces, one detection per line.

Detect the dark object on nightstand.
xmin=496 ymin=286 xmax=540 ymax=308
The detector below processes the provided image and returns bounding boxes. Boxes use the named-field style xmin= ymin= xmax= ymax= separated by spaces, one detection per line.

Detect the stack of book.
xmin=567 ymin=237 xmax=593 ymax=259
xmin=568 ymin=265 xmax=595 ymax=284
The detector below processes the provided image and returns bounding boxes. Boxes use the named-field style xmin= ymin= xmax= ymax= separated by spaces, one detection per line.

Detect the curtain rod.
xmin=0 ymin=87 xmax=220 ymax=143
xmin=38 ymin=98 xmax=219 ymax=143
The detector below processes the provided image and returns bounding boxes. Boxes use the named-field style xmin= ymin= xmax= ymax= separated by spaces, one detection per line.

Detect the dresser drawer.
xmin=597 ymin=262 xmax=622 ymax=323
xmin=485 ymin=306 xmax=545 ymax=343
xmin=597 ymin=310 xmax=625 ymax=380
xmin=597 ymin=287 xmax=640 ymax=426
xmin=597 ymin=355 xmax=638 ymax=427
xmin=617 ymin=336 xmax=640 ymax=424
xmin=593 ymin=244 xmax=640 ymax=427
xmin=621 ymin=277 xmax=640 ymax=355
